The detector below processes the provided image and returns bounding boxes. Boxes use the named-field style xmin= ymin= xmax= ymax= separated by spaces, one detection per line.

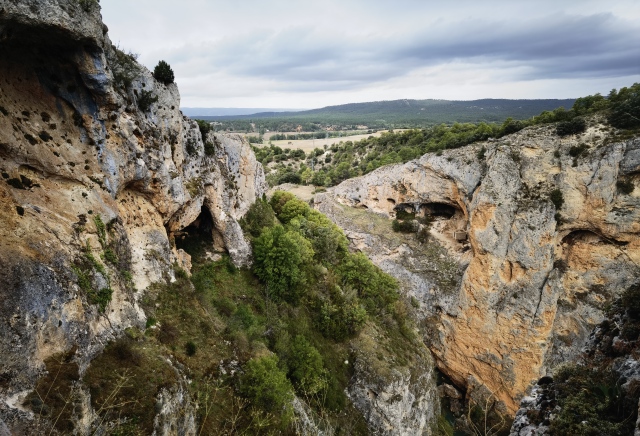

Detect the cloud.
xmin=100 ymin=0 xmax=640 ymax=106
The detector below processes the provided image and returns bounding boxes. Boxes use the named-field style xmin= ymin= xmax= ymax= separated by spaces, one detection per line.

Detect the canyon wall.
xmin=318 ymin=122 xmax=640 ymax=413
xmin=0 ymin=1 xmax=265 ymax=431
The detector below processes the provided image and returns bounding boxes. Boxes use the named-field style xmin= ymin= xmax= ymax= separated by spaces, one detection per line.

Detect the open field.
xmin=252 ymin=129 xmax=407 ymax=153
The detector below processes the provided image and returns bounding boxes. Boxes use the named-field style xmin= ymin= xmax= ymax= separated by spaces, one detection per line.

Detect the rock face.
xmin=0 ymin=0 xmax=265 ymax=431
xmin=320 ymin=123 xmax=640 ymax=414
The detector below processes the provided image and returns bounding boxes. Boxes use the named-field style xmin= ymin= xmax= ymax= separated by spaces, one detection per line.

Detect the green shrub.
xmin=145 ymin=316 xmax=157 ymax=328
xmin=233 ymin=304 xmax=256 ymax=329
xmin=477 ymin=146 xmax=486 ymax=160
xmin=607 ymin=83 xmax=640 ymax=129
xmin=569 ymin=143 xmax=589 ymax=157
xmin=153 ymin=60 xmax=175 ymax=85
xmin=277 ymin=171 xmax=302 ymax=185
xmin=621 ymin=283 xmax=640 ymax=319
xmin=270 ymin=191 xmax=296 ymax=215
xmin=185 ymin=341 xmax=197 ymax=356
xmin=278 ymin=198 xmax=310 ymax=224
xmin=550 ymin=364 xmax=637 ymax=435
xmin=239 ymin=198 xmax=276 ymax=238
xmin=252 ymin=225 xmax=314 ymax=304
xmin=89 ymin=287 xmax=112 ymax=313
xmin=392 ymin=219 xmax=418 ymax=233
xmin=239 ymin=355 xmax=294 ymax=423
xmin=317 ymin=300 xmax=367 ymax=341
xmin=137 ymin=90 xmax=158 ymax=112
xmin=195 ymin=119 xmax=212 ymax=140
xmin=103 ymin=248 xmax=118 ymax=264
xmin=549 ymin=189 xmax=564 ymax=210
xmin=617 ymin=179 xmax=635 ymax=195
xmin=108 ymin=46 xmax=140 ymax=88
xmin=395 ymin=209 xmax=416 ymax=220
xmin=338 ymin=252 xmax=398 ymax=313
xmin=556 ymin=117 xmax=586 ymax=136
xmin=287 ymin=336 xmax=326 ymax=395
xmin=204 ymin=141 xmax=215 ymax=156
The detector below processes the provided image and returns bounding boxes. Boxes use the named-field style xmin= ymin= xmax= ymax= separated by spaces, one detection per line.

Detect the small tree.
xmin=239 ymin=355 xmax=294 ymax=424
xmin=153 ymin=60 xmax=175 ymax=85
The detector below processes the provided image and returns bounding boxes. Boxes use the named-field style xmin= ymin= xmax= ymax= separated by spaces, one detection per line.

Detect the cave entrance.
xmin=419 ymin=203 xmax=458 ymax=219
xmin=175 ymin=206 xmax=222 ymax=260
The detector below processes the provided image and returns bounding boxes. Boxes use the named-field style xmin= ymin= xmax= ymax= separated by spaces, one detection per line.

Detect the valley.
xmin=0 ymin=1 xmax=639 ymax=435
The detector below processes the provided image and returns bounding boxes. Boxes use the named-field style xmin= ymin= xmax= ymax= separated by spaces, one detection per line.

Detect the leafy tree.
xmin=277 ymin=171 xmax=302 ymax=185
xmin=252 ymin=225 xmax=313 ymax=303
xmin=153 ymin=60 xmax=175 ymax=85
xmin=279 ymin=198 xmax=310 ymax=224
xmin=270 ymin=191 xmax=296 ymax=215
xmin=239 ymin=198 xmax=276 ymax=238
xmin=338 ymin=252 xmax=398 ymax=313
xmin=288 ymin=336 xmax=326 ymax=395
xmin=239 ymin=355 xmax=294 ymax=424
xmin=556 ymin=117 xmax=586 ymax=136
xmin=607 ymin=83 xmax=640 ymax=129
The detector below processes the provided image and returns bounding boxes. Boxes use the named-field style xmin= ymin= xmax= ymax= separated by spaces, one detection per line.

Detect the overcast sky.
xmin=100 ymin=0 xmax=640 ymax=109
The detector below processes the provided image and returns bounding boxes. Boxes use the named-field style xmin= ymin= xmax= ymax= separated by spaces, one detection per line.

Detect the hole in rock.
xmin=419 ymin=202 xmax=458 ymax=219
xmin=175 ymin=206 xmax=224 ymax=260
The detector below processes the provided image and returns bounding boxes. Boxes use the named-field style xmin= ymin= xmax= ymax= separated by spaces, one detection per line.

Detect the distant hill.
xmin=198 ymin=98 xmax=577 ymax=129
xmin=181 ymin=107 xmax=303 ymax=117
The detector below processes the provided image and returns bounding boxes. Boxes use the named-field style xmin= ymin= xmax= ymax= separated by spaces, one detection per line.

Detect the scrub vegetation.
xmin=75 ymin=194 xmax=419 ymax=434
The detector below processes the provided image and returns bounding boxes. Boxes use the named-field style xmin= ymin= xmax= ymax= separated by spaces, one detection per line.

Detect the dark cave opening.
xmin=175 ymin=206 xmax=216 ymax=259
xmin=420 ymin=202 xmax=458 ymax=219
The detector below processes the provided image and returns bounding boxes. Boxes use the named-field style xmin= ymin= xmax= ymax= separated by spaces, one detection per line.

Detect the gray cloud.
xmin=100 ymin=0 xmax=640 ymax=106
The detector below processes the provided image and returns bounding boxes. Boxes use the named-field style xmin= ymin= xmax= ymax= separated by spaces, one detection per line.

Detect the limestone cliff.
xmin=317 ymin=122 xmax=640 ymax=414
xmin=0 ymin=0 xmax=265 ymax=432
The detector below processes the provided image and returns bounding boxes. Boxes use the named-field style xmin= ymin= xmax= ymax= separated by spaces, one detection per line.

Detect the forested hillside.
xmin=256 ymin=84 xmax=639 ymax=187
xmin=202 ymin=98 xmax=577 ymax=132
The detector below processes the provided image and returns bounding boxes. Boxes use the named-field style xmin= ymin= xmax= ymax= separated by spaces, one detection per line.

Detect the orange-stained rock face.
xmin=0 ymin=1 xmax=266 ymax=425
xmin=320 ymin=125 xmax=640 ymax=414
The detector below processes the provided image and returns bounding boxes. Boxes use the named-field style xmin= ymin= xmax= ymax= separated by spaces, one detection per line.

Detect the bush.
xmin=278 ymin=198 xmax=310 ymax=224
xmin=204 ymin=141 xmax=215 ymax=156
xmin=556 ymin=117 xmax=586 ymax=136
xmin=607 ymin=83 xmax=640 ymax=129
xmin=569 ymin=143 xmax=589 ymax=157
xmin=287 ymin=336 xmax=326 ymax=395
xmin=277 ymin=171 xmax=302 ymax=185
xmin=185 ymin=341 xmax=197 ymax=356
xmin=108 ymin=46 xmax=140 ymax=88
xmin=252 ymin=225 xmax=314 ymax=304
xmin=338 ymin=252 xmax=398 ymax=313
xmin=153 ymin=60 xmax=175 ymax=85
xmin=195 ymin=119 xmax=212 ymax=140
xmin=239 ymin=355 xmax=294 ymax=423
xmin=550 ymin=364 xmax=637 ymax=435
xmin=137 ymin=90 xmax=158 ymax=112
xmin=395 ymin=209 xmax=416 ymax=220
xmin=88 ymin=287 xmax=112 ymax=313
xmin=239 ymin=198 xmax=276 ymax=238
xmin=317 ymin=300 xmax=368 ymax=341
xmin=392 ymin=219 xmax=418 ymax=233
xmin=501 ymin=118 xmax=525 ymax=135
xmin=617 ymin=179 xmax=635 ymax=195
xmin=549 ymin=189 xmax=564 ymax=210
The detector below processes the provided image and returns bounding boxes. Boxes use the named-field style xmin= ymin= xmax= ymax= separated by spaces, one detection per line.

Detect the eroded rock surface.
xmin=318 ymin=123 xmax=640 ymax=413
xmin=0 ymin=0 xmax=265 ymax=431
